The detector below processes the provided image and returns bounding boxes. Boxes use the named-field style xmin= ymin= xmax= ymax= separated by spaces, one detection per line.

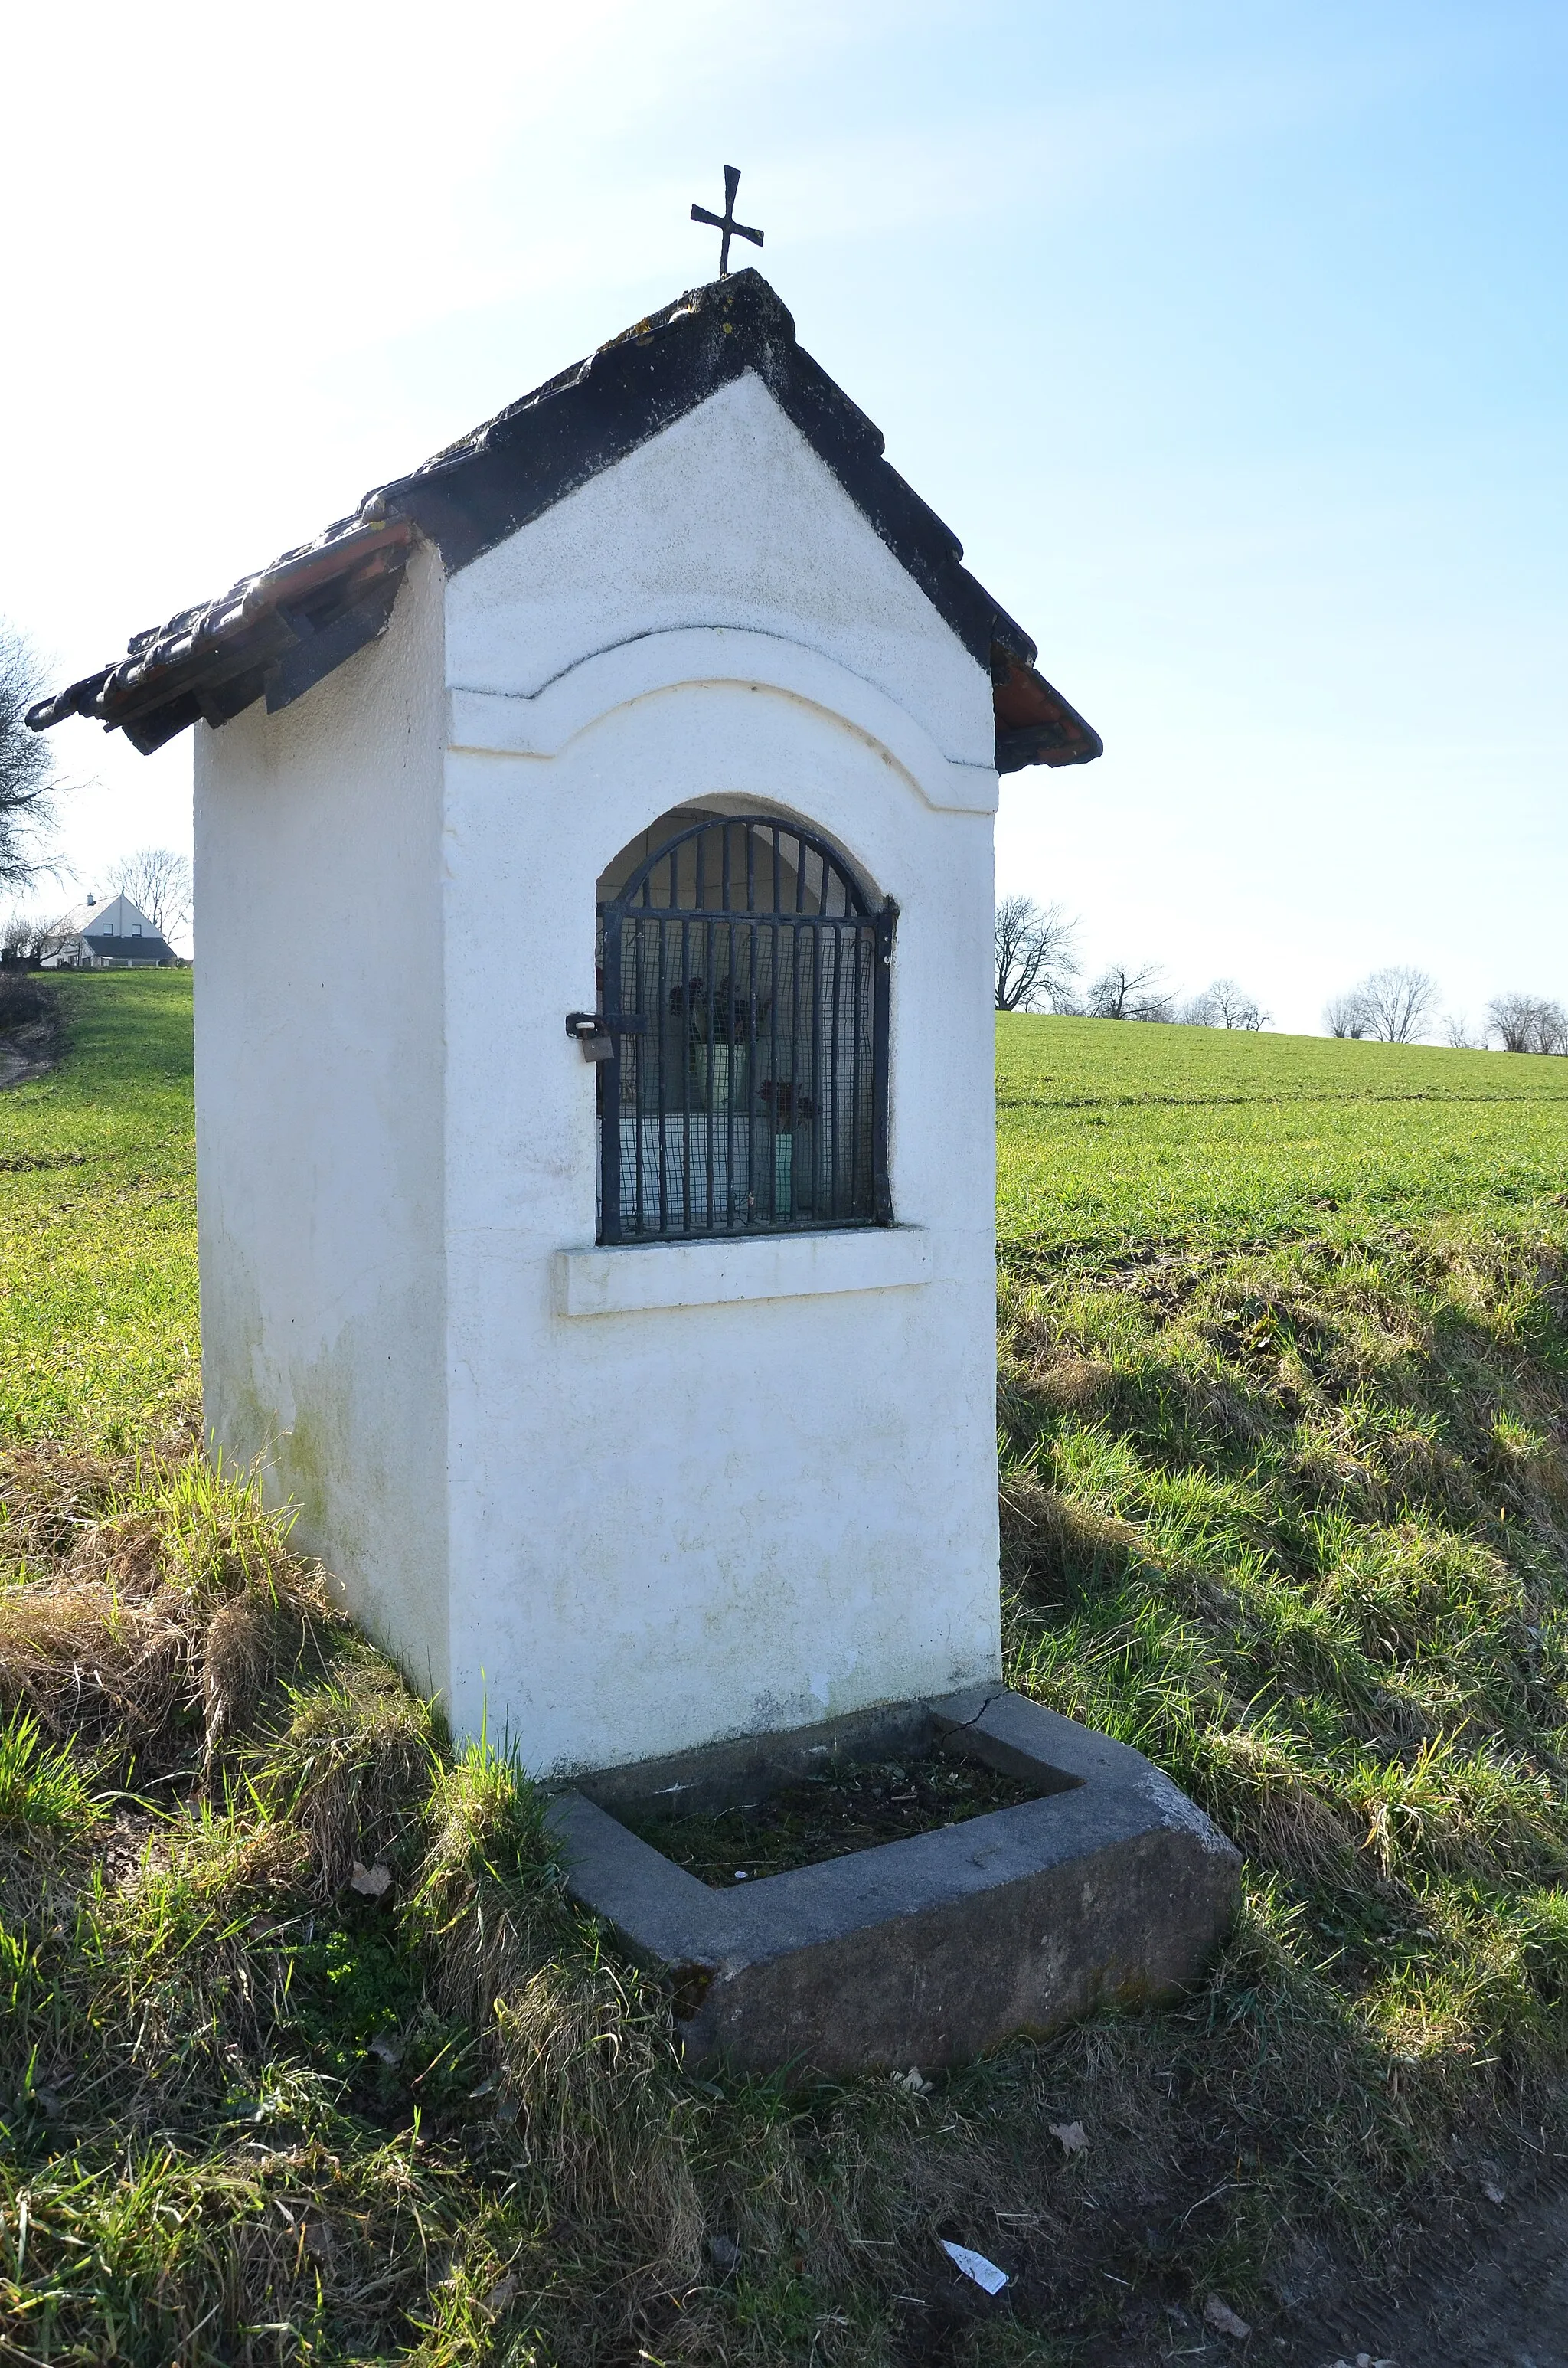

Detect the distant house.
xmin=44 ymin=894 xmax=175 ymax=969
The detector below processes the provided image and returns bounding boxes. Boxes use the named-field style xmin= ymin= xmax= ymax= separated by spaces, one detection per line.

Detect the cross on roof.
xmin=690 ymin=165 xmax=764 ymax=279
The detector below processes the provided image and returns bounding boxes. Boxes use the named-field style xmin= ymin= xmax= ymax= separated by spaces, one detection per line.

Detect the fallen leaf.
xmin=1203 ymin=2293 xmax=1252 ymax=2340
xmin=484 ymin=2275 xmax=519 ymax=2313
xmin=368 ymin=2030 xmax=403 ymax=2067
xmin=349 ymin=1860 xmax=392 ymax=1899
xmin=939 ymin=2239 xmax=1009 ymax=2294
xmin=1048 ymin=2120 xmax=1088 ymax=2154
xmin=1482 ymin=2180 xmax=1505 ymax=2205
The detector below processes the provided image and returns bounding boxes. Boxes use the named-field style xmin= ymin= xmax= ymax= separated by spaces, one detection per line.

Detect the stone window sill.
xmin=554 ymin=1227 xmax=931 ymax=1317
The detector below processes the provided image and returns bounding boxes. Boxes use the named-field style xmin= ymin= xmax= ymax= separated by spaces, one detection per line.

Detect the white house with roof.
xmin=43 ymin=894 xmax=175 ymax=970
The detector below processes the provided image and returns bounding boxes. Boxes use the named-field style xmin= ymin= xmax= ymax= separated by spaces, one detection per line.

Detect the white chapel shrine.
xmin=29 ymin=270 xmax=1105 ymax=1786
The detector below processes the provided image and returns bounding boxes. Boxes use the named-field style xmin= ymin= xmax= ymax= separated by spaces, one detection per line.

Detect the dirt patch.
xmin=100 ymin=1807 xmax=175 ymax=1893
xmin=620 ymin=1750 xmax=1045 ymax=1886
xmin=0 ymin=973 xmax=63 ymax=1087
xmin=1278 ymin=2161 xmax=1568 ymax=2368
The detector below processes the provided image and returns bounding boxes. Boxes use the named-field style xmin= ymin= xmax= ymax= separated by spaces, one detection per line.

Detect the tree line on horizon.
xmin=998 ymin=898 xmax=1567 ymax=1054
xmin=995 ymin=896 xmax=1269 ymax=1029
xmin=5 ymin=616 xmax=1559 ymax=1046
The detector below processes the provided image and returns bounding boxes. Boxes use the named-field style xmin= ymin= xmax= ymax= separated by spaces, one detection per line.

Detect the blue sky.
xmin=5 ymin=0 xmax=1563 ymax=1031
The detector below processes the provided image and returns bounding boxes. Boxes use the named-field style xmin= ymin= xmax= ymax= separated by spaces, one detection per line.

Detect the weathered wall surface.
xmin=441 ymin=376 xmax=1001 ymax=1775
xmin=193 ymin=371 xmax=1003 ymax=1776
xmin=193 ymin=544 xmax=451 ymax=1697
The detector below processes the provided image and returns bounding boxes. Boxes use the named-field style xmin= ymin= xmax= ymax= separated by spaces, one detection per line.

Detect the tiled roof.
xmin=74 ymin=936 xmax=175 ymax=964
xmin=29 ymin=272 xmax=1100 ymax=774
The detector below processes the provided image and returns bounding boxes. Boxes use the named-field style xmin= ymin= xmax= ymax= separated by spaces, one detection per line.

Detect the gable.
xmin=89 ymin=895 xmax=156 ymax=937
xmin=447 ymin=372 xmax=995 ymax=764
xmin=55 ymin=894 xmax=155 ymax=938
xmin=28 ymin=272 xmax=1100 ymax=776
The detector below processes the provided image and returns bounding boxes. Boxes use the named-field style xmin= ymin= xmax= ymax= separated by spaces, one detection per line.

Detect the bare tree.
xmin=1489 ymin=992 xmax=1535 ymax=1053
xmin=1488 ymin=993 xmax=1568 ymax=1055
xmin=1088 ymin=963 xmax=1174 ymax=1022
xmin=1348 ymin=966 xmax=1439 ymax=1044
xmin=0 ymin=626 xmax=60 ymax=889
xmin=1184 ymin=977 xmax=1269 ymax=1031
xmin=995 ymin=896 xmax=1080 ymax=1012
xmin=1325 ymin=990 xmax=1367 ymax=1039
xmin=2 ymin=908 xmax=78 ymax=969
xmin=1442 ymin=1012 xmax=1483 ymax=1050
xmin=106 ymin=846 xmax=192 ymax=941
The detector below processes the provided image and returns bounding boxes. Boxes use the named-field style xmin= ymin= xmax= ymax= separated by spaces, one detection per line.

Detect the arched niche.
xmin=592 ymin=806 xmax=893 ymax=1245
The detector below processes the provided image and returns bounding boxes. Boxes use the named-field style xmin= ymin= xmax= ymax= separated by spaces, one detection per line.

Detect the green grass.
xmin=0 ymin=973 xmax=196 ymax=1446
xmin=998 ymin=1013 xmax=1568 ymax=1249
xmin=3 ymin=988 xmax=1568 ymax=2363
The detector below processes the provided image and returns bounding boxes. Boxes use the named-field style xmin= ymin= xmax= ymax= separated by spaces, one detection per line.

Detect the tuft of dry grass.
xmin=0 ymin=1441 xmax=328 ymax=1782
xmin=251 ymin=1651 xmax=438 ymax=1899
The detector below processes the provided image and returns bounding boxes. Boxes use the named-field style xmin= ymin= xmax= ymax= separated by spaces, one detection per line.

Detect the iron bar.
xmin=598 ymin=815 xmax=886 ymax=1243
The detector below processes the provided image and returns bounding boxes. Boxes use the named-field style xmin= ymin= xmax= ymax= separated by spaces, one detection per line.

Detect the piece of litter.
xmin=1203 ymin=2294 xmax=1252 ymax=2340
xmin=733 ymin=1869 xmax=748 ymax=1880
xmin=895 ymin=2067 xmax=933 ymax=2096
xmin=1048 ymin=2119 xmax=1088 ymax=2155
xmin=1482 ymin=2180 xmax=1505 ymax=2204
xmin=368 ymin=2031 xmax=403 ymax=2067
xmin=939 ymin=2239 xmax=1009 ymax=2294
xmin=349 ymin=1859 xmax=392 ymax=1898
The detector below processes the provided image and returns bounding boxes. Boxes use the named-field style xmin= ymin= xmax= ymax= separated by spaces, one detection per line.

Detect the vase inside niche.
xmin=700 ymin=1042 xmax=748 ymax=1114
xmin=773 ymin=1130 xmax=793 ymax=1218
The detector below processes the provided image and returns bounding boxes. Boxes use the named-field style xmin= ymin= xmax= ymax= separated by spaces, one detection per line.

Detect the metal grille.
xmin=597 ymin=816 xmax=893 ymax=1244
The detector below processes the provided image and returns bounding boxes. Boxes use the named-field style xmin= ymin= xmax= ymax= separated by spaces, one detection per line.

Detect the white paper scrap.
xmin=940 ymin=2240 xmax=1009 ymax=2294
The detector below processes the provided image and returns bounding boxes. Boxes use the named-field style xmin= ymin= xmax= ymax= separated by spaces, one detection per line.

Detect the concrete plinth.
xmin=544 ymin=1688 xmax=1241 ymax=2077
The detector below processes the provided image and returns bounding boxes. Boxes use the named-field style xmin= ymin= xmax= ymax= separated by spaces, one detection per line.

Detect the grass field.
xmin=0 ymin=971 xmax=196 ymax=1446
xmin=3 ymin=983 xmax=1568 ymax=2364
xmin=998 ymin=1012 xmax=1568 ymax=1251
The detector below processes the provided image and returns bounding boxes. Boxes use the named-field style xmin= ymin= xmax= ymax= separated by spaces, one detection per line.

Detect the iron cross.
xmin=690 ymin=165 xmax=763 ymax=278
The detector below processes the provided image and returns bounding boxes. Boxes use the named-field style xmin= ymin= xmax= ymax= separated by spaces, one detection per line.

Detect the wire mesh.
xmin=597 ymin=817 xmax=889 ymax=1243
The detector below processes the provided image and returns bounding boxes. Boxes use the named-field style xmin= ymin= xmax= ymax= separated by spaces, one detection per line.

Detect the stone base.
xmin=544 ymin=1689 xmax=1241 ymax=2076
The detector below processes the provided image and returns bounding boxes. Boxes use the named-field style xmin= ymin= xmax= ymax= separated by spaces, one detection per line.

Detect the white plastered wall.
xmin=440 ymin=372 xmax=1001 ymax=1774
xmin=194 ymin=542 xmax=451 ymax=1698
xmin=194 ymin=369 xmax=1004 ymax=1777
